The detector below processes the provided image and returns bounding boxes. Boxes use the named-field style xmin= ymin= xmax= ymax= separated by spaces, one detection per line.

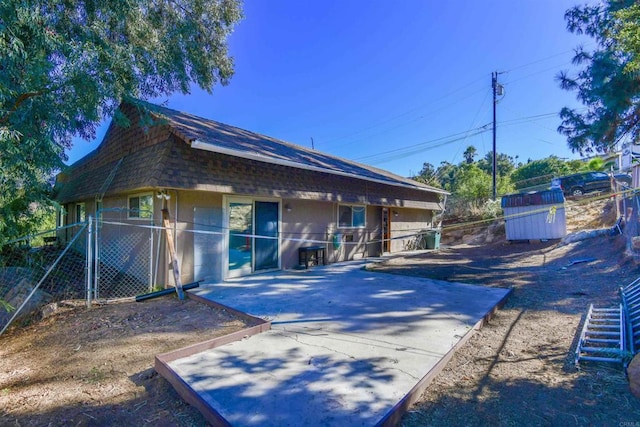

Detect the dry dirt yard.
xmin=379 ymin=235 xmax=640 ymax=426
xmin=381 ymin=197 xmax=640 ymax=426
xmin=0 ymin=298 xmax=258 ymax=426
xmin=1 ymin=197 xmax=639 ymax=426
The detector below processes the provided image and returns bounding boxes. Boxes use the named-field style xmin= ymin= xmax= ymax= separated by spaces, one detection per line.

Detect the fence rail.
xmin=4 ymin=189 xmax=640 ymax=336
xmin=0 ymin=224 xmax=87 ymax=335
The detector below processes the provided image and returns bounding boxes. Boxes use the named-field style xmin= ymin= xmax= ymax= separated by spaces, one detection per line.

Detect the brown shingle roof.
xmin=142 ymin=101 xmax=447 ymax=195
xmin=55 ymin=101 xmax=447 ymax=204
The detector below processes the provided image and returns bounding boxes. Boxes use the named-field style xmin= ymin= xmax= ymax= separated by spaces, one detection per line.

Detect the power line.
xmin=355 ymin=124 xmax=491 ymax=162
xmin=366 ymin=127 xmax=492 ymax=165
xmin=322 ymin=85 xmax=489 ymax=148
xmin=354 ymin=110 xmax=574 ymax=166
xmin=504 ymin=45 xmax=593 ymax=73
xmin=319 ymin=50 xmax=591 ymax=148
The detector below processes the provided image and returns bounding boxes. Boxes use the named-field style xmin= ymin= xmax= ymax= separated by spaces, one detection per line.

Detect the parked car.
xmin=615 ymin=173 xmax=632 ymax=187
xmin=552 ymin=171 xmax=632 ymax=196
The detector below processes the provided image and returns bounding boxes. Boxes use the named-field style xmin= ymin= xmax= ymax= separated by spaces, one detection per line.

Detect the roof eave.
xmin=190 ymin=139 xmax=449 ymax=196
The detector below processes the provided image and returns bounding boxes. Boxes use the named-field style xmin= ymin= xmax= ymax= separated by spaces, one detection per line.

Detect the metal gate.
xmin=93 ymin=208 xmax=155 ymax=300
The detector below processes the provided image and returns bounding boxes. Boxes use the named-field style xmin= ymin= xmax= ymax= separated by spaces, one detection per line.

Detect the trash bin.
xmin=425 ymin=229 xmax=441 ymax=250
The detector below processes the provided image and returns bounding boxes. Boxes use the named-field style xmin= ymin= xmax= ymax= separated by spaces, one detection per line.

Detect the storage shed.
xmin=501 ymin=189 xmax=566 ymax=241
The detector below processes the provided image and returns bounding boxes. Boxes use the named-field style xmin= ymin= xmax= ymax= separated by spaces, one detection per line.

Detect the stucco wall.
xmin=389 ymin=208 xmax=435 ymax=252
xmin=63 ymin=190 xmax=436 ymax=291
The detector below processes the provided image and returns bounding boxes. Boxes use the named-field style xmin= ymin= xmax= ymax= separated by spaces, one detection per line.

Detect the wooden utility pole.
xmin=492 ymin=71 xmax=504 ymax=201
xmin=492 ymin=71 xmax=498 ymax=201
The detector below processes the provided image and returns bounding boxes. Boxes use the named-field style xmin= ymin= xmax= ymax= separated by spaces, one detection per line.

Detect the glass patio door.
xmin=226 ymin=198 xmax=280 ymax=278
xmin=228 ymin=201 xmax=253 ymax=277
xmin=254 ymin=201 xmax=279 ymax=271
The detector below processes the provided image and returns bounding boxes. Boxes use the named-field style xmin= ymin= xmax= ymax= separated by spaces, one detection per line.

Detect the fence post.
xmin=86 ymin=215 xmax=93 ymax=308
xmin=94 ymin=211 xmax=100 ymax=300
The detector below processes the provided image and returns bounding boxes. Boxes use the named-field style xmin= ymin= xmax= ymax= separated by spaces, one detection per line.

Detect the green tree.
xmin=613 ymin=4 xmax=640 ymax=73
xmin=558 ymin=0 xmax=640 ymax=155
xmin=585 ymin=157 xmax=606 ymax=171
xmin=434 ymin=161 xmax=460 ymax=192
xmin=454 ymin=164 xmax=493 ymax=201
xmin=510 ymin=156 xmax=573 ymax=190
xmin=477 ymin=152 xmax=515 ymax=177
xmin=463 ymin=145 xmax=477 ymax=164
xmin=413 ymin=162 xmax=439 ymax=187
xmin=0 ymin=0 xmax=242 ymax=242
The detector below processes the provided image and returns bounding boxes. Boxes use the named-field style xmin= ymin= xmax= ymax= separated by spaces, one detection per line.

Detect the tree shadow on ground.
xmin=169 ymin=345 xmax=398 ymax=426
xmin=371 ymin=235 xmax=636 ymax=314
xmin=402 ymin=369 xmax=640 ymax=427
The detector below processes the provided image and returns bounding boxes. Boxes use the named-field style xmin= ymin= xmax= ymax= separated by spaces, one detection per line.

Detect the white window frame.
xmin=338 ymin=204 xmax=366 ymax=228
xmin=128 ymin=193 xmax=153 ymax=219
xmin=57 ymin=206 xmax=67 ymax=228
xmin=75 ymin=203 xmax=86 ymax=223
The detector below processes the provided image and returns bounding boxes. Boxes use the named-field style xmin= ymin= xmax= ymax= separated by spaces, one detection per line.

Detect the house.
xmin=54 ymin=100 xmax=447 ymax=287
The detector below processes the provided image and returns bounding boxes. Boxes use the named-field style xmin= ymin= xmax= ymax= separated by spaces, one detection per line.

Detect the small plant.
xmin=85 ymin=366 xmax=108 ymax=384
xmin=0 ymin=299 xmax=14 ymax=313
xmin=481 ymin=199 xmax=503 ymax=220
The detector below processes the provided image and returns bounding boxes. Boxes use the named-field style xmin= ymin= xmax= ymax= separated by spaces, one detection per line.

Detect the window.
xmin=128 ymin=194 xmax=153 ymax=219
xmin=96 ymin=201 xmax=103 ymax=227
xmin=57 ymin=206 xmax=67 ymax=227
xmin=75 ymin=203 xmax=85 ymax=223
xmin=338 ymin=204 xmax=366 ymax=228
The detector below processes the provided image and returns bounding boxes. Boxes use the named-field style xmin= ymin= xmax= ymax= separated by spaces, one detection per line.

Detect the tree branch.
xmin=0 ymin=91 xmax=45 ymax=124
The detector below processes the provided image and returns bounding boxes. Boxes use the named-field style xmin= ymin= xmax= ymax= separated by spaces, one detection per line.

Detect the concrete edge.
xmin=154 ymin=292 xmax=271 ymax=426
xmin=375 ymin=287 xmax=513 ymax=427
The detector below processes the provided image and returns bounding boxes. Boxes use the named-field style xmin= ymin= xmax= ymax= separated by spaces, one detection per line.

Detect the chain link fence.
xmin=93 ymin=209 xmax=156 ymax=300
xmin=0 ymin=209 xmax=159 ymax=335
xmin=0 ymin=224 xmax=88 ymax=335
xmin=623 ymin=191 xmax=640 ymax=255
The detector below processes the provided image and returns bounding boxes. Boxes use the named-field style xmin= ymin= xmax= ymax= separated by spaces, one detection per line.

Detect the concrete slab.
xmin=162 ymin=261 xmax=510 ymax=426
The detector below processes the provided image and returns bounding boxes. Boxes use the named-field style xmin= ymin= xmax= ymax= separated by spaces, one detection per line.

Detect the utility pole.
xmin=492 ymin=71 xmax=504 ymax=200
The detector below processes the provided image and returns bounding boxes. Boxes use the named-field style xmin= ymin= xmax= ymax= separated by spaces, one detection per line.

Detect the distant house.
xmin=54 ymin=101 xmax=447 ymax=286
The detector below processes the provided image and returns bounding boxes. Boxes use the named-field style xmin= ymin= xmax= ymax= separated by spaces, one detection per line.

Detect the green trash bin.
xmin=425 ymin=229 xmax=441 ymax=250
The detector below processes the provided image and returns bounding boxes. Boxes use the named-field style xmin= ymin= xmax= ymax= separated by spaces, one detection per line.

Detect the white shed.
xmin=502 ymin=189 xmax=566 ymax=241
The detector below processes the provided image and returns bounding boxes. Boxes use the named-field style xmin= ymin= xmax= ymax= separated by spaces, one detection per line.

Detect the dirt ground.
xmin=377 ymin=236 xmax=640 ymax=426
xmin=383 ymin=197 xmax=640 ymax=426
xmin=1 ymin=197 xmax=639 ymax=426
xmin=0 ymin=298 xmax=258 ymax=426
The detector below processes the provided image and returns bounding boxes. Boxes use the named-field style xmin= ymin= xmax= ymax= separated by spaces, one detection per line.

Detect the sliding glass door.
xmin=254 ymin=201 xmax=279 ymax=271
xmin=226 ymin=198 xmax=280 ymax=278
xmin=228 ymin=201 xmax=253 ymax=276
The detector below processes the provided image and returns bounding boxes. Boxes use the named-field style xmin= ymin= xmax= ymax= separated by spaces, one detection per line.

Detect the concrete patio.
xmin=156 ymin=260 xmax=510 ymax=426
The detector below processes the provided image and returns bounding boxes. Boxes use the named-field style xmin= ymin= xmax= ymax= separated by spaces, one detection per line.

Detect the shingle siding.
xmin=151 ymin=137 xmax=440 ymax=208
xmin=55 ymin=101 xmax=444 ymax=210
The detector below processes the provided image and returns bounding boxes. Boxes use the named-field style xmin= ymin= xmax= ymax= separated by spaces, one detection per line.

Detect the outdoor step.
xmin=623 ymin=290 xmax=640 ymax=300
xmin=580 ymin=347 xmax=622 ymax=353
xmin=585 ymin=331 xmax=621 ymax=336
xmin=589 ymin=324 xmax=620 ymax=330
xmin=578 ymin=355 xmax=623 ymax=363
xmin=584 ymin=338 xmax=620 ymax=344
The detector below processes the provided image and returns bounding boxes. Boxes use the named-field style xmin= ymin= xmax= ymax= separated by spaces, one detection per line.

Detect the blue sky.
xmin=68 ymin=0 xmax=594 ymax=178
